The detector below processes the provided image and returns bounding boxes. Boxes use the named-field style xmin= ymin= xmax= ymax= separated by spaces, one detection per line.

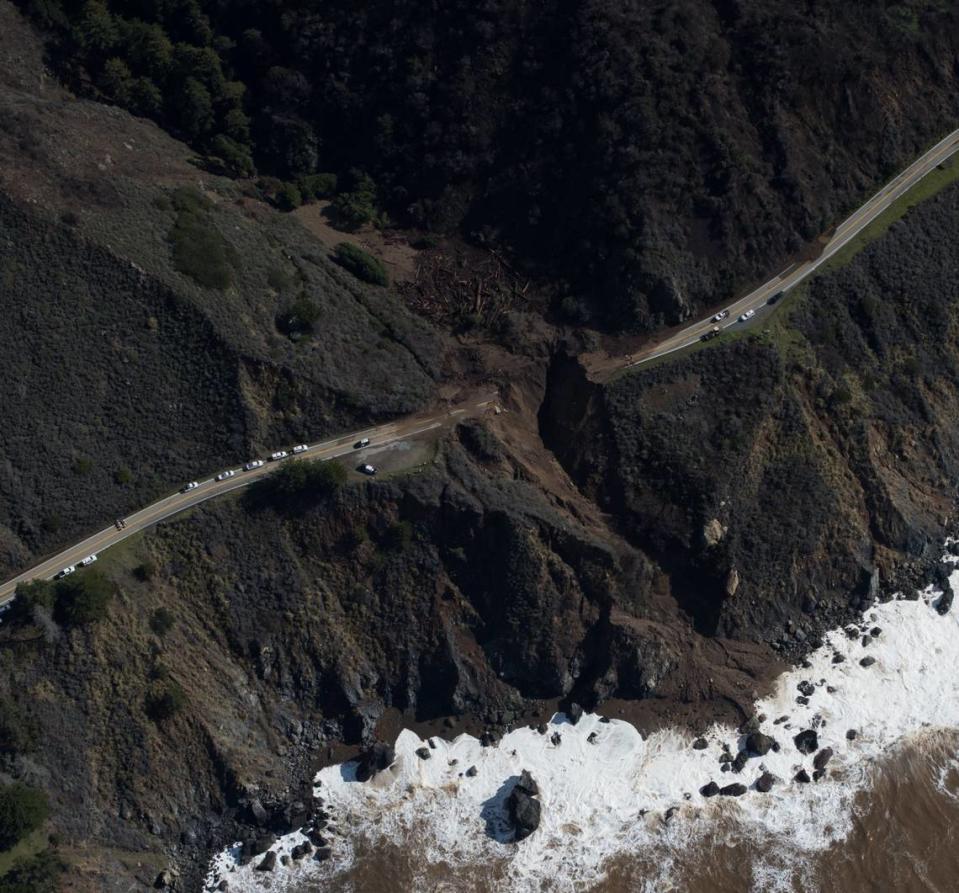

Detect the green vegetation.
xmin=168 ymin=188 xmax=236 ymax=289
xmin=820 ymin=152 xmax=959 ymax=273
xmin=0 ymin=849 xmax=65 ymax=892
xmin=9 ymin=582 xmax=54 ymax=623
xmin=0 ymin=786 xmax=48 ymax=851
xmin=52 ymin=570 xmax=116 ymax=626
xmin=383 ymin=520 xmax=414 ymax=551
xmin=0 ymin=701 xmax=37 ymax=757
xmin=333 ymin=243 xmax=388 ymax=287
xmin=133 ymin=560 xmax=156 ymax=582
xmin=331 ymin=171 xmax=379 ymax=229
xmin=298 ymin=173 xmax=337 ymax=201
xmin=245 ymin=459 xmax=348 ymax=512
xmin=276 ymin=295 xmax=320 ymax=339
xmin=149 ymin=606 xmax=175 ymax=636
xmin=144 ymin=679 xmax=187 ymax=723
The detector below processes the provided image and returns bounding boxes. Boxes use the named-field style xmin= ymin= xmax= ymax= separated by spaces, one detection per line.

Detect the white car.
xmin=712 ymin=310 xmax=729 ymax=322
xmin=354 ymin=438 xmax=371 ymax=449
xmin=56 ymin=566 xmax=75 ymax=579
xmin=292 ymin=444 xmax=309 ymax=454
xmin=360 ymin=464 xmax=377 ymax=476
xmin=182 ymin=481 xmax=199 ymax=492
xmin=78 ymin=554 xmax=98 ymax=567
xmin=216 ymin=470 xmax=236 ymax=481
xmin=244 ymin=459 xmax=265 ymax=471
xmin=739 ymin=309 xmax=756 ymax=322
xmin=270 ymin=451 xmax=289 ymax=461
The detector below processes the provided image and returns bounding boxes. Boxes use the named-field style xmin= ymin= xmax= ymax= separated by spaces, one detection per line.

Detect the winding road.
xmin=0 ymin=398 xmax=495 ymax=605
xmin=3 ymin=127 xmax=959 ymax=606
xmin=626 ymin=127 xmax=959 ymax=368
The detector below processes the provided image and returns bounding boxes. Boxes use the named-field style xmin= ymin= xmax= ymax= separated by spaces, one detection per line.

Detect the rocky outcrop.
xmin=744 ymin=732 xmax=776 ymax=756
xmin=794 ymin=730 xmax=819 ymax=755
xmin=355 ymin=743 xmax=396 ymax=782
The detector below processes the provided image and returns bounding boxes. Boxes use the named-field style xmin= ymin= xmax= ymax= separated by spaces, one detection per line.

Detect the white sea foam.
xmin=205 ymin=568 xmax=959 ymax=892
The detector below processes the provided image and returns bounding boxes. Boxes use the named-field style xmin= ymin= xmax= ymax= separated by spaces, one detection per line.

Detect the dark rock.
xmin=480 ymin=731 xmax=496 ymax=747
xmin=291 ymin=842 xmax=312 ymax=861
xmin=355 ymin=742 xmax=395 ymax=782
xmin=794 ymin=729 xmax=819 ymax=755
xmin=826 ymin=686 xmax=837 ymax=693
xmin=550 ymin=732 xmax=562 ymax=746
xmin=466 ymin=765 xmax=478 ymax=777
xmin=832 ymin=653 xmax=845 ymax=664
xmin=719 ymin=783 xmax=747 ymax=796
xmin=415 ymin=747 xmax=431 ymax=760
xmin=154 ymin=869 xmax=178 ymax=889
xmin=797 ymin=681 xmax=815 ymax=698
xmin=813 ymin=768 xmax=826 ymax=781
xmin=516 ymin=769 xmax=539 ymax=796
xmin=720 ymin=763 xmax=731 ymax=773
xmin=536 ymin=724 xmax=547 ymax=735
xmin=428 ymin=738 xmax=436 ymax=749
xmin=731 ymin=751 xmax=748 ymax=773
xmin=936 ymin=586 xmax=954 ymax=615
xmin=796 ymin=696 xmax=809 ymax=706
xmin=600 ymin=716 xmax=611 ymax=724
xmin=870 ymin=627 xmax=882 ymax=637
xmin=307 ymin=828 xmax=327 ymax=847
xmin=506 ymin=773 xmax=542 ymax=841
xmin=905 ymin=589 xmax=921 ymax=601
xmin=859 ymin=656 xmax=876 ymax=668
xmin=314 ymin=847 xmax=332 ymax=862
xmin=567 ymin=703 xmax=584 ymax=724
xmin=700 ymin=781 xmax=720 ymax=797
xmin=794 ymin=769 xmax=811 ymax=783
xmin=861 ymin=636 xmax=870 ymax=647
xmin=255 ymin=851 xmax=277 ymax=872
xmin=218 ymin=882 xmax=229 ymax=892
xmin=587 ymin=731 xmax=598 ymax=744
xmin=846 ymin=729 xmax=858 ymax=740
xmin=249 ymin=798 xmax=269 ymax=827
xmin=692 ymin=737 xmax=709 ymax=750
xmin=755 ymin=772 xmax=776 ymax=793
xmin=745 ymin=732 xmax=776 ymax=756
xmin=718 ymin=751 xmax=732 ymax=764
xmin=813 ymin=747 xmax=834 ymax=771
xmin=664 ymin=806 xmax=679 ymax=822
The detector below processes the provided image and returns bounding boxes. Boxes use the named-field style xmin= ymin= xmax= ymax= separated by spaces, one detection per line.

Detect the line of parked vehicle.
xmin=49 ymin=439 xmax=379 ymax=582
xmin=700 ymin=290 xmax=786 ymax=341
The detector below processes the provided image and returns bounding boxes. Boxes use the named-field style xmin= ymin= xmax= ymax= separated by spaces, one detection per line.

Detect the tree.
xmin=128 ymin=77 xmax=163 ymax=116
xmin=275 ymin=182 xmax=302 ymax=211
xmin=145 ymin=680 xmax=187 ymax=722
xmin=99 ymin=57 xmax=132 ymax=103
xmin=175 ymin=77 xmax=213 ymax=139
xmin=149 ymin=607 xmax=175 ymax=636
xmin=0 ymin=700 xmax=38 ymax=756
xmin=72 ymin=1 xmax=118 ymax=56
xmin=120 ymin=19 xmax=173 ymax=78
xmin=9 ymin=581 xmax=54 ymax=624
xmin=331 ymin=171 xmax=378 ymax=230
xmin=54 ymin=571 xmax=115 ymax=626
xmin=0 ymin=784 xmax=49 ymax=850
xmin=0 ymin=849 xmax=65 ymax=892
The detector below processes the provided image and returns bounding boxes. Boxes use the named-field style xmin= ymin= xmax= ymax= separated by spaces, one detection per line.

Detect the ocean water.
xmin=206 ymin=565 xmax=959 ymax=893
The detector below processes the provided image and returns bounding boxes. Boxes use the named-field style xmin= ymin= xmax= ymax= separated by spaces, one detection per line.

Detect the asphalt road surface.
xmin=626 ymin=127 xmax=959 ymax=368
xmin=0 ymin=398 xmax=495 ymax=605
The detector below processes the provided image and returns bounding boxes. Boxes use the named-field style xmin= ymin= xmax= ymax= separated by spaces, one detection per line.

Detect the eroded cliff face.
xmin=540 ymin=184 xmax=959 ymax=653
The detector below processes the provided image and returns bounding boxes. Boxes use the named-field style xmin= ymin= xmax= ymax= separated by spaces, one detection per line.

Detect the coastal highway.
xmin=627 ymin=127 xmax=959 ymax=368
xmin=0 ymin=398 xmax=495 ymax=605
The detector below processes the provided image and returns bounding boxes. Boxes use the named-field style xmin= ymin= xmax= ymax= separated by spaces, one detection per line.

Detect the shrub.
xmin=9 ymin=580 xmax=55 ymax=623
xmin=333 ymin=243 xmax=388 ymax=287
xmin=53 ymin=570 xmax=115 ymax=626
xmin=276 ymin=295 xmax=320 ymax=338
xmin=114 ymin=466 xmax=132 ymax=485
xmin=0 ymin=849 xmax=66 ymax=892
xmin=275 ymin=182 xmax=302 ymax=211
xmin=209 ymin=134 xmax=255 ymax=178
xmin=145 ymin=680 xmax=187 ymax=722
xmin=331 ymin=171 xmax=378 ymax=229
xmin=0 ymin=784 xmax=49 ymax=850
xmin=133 ymin=561 xmax=156 ymax=582
xmin=297 ymin=173 xmax=337 ymax=200
xmin=246 ymin=459 xmax=347 ymax=512
xmin=168 ymin=188 xmax=236 ymax=289
xmin=383 ymin=520 xmax=414 ymax=551
xmin=0 ymin=700 xmax=38 ymax=756
xmin=149 ymin=606 xmax=175 ymax=636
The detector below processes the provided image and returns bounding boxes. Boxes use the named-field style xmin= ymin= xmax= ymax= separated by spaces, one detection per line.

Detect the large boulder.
xmin=506 ymin=771 xmax=542 ymax=841
xmin=813 ymin=747 xmax=834 ymax=771
xmin=793 ymin=729 xmax=818 ymax=755
xmin=719 ymin=783 xmax=747 ymax=796
xmin=354 ymin=742 xmax=396 ymax=782
xmin=255 ymin=851 xmax=277 ymax=872
xmin=745 ymin=732 xmax=776 ymax=756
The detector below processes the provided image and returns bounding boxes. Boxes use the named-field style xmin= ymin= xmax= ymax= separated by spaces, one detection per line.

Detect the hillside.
xmin=15 ymin=0 xmax=959 ymax=328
